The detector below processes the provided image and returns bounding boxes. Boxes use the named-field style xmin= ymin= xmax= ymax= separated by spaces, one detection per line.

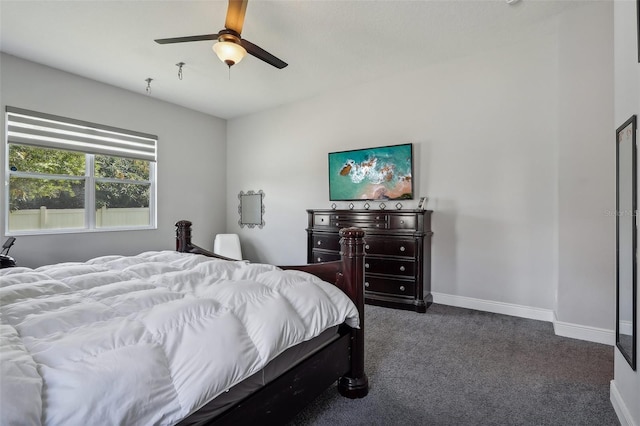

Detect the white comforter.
xmin=0 ymin=251 xmax=359 ymax=425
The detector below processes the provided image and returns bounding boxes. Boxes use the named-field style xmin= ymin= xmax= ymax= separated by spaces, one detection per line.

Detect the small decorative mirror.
xmin=238 ymin=190 xmax=265 ymax=229
xmin=616 ymin=115 xmax=637 ymax=371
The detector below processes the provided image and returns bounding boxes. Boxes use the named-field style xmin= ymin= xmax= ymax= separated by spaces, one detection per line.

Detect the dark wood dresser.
xmin=306 ymin=209 xmax=433 ymax=313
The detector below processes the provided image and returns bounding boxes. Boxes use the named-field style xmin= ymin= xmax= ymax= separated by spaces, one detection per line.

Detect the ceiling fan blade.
xmin=155 ymin=34 xmax=219 ymax=44
xmin=225 ymin=0 xmax=249 ymax=35
xmin=241 ymin=39 xmax=288 ymax=69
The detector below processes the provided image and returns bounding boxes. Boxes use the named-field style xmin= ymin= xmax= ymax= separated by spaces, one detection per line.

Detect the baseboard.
xmin=431 ymin=292 xmax=555 ymax=322
xmin=431 ymin=292 xmax=614 ymax=345
xmin=610 ymin=380 xmax=638 ymax=426
xmin=552 ymin=313 xmax=615 ymax=346
xmin=620 ymin=320 xmax=633 ymax=336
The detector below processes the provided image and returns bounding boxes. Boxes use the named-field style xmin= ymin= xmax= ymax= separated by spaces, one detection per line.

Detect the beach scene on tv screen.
xmin=329 ymin=144 xmax=413 ymax=201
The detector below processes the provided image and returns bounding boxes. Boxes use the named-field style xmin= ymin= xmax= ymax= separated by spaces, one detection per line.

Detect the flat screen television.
xmin=328 ymin=143 xmax=414 ymax=201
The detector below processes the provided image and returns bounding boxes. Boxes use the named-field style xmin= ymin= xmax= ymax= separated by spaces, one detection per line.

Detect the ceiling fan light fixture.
xmin=213 ymin=40 xmax=247 ymax=67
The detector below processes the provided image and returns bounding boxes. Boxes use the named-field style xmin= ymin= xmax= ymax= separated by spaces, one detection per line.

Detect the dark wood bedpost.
xmin=337 ymin=227 xmax=369 ymax=398
xmin=175 ymin=220 xmax=193 ymax=252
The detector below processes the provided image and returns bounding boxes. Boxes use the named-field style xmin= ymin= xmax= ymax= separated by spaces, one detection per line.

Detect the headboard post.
xmin=337 ymin=227 xmax=369 ymax=398
xmin=175 ymin=220 xmax=193 ymax=252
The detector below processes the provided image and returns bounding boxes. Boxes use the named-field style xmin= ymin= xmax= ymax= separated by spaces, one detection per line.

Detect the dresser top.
xmin=307 ymin=209 xmax=432 ymax=214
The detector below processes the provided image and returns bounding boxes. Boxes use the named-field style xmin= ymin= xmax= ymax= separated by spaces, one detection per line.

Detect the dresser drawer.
xmin=364 ymin=239 xmax=415 ymax=257
xmin=389 ymin=214 xmax=417 ymax=230
xmin=365 ymin=276 xmax=415 ymax=297
xmin=313 ymin=214 xmax=333 ymax=227
xmin=333 ymin=213 xmax=386 ymax=221
xmin=364 ymin=258 xmax=415 ymax=277
xmin=311 ymin=250 xmax=341 ymax=263
xmin=312 ymin=234 xmax=340 ymax=251
xmin=333 ymin=217 xmax=388 ymax=230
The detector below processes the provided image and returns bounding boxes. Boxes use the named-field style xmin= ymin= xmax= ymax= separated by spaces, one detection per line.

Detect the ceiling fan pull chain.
xmin=176 ymin=62 xmax=185 ymax=80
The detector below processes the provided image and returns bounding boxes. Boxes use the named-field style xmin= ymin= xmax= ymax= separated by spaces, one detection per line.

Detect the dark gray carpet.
xmin=290 ymin=304 xmax=618 ymax=426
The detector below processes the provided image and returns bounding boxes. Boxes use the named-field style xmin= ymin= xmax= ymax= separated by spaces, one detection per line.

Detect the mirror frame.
xmin=238 ymin=190 xmax=265 ymax=229
xmin=616 ymin=115 xmax=637 ymax=371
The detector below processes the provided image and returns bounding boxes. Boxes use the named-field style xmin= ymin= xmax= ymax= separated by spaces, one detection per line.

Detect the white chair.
xmin=213 ymin=234 xmax=243 ymax=260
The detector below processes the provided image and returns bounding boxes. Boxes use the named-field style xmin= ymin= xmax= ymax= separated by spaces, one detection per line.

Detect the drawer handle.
xmin=317 ymin=241 xmax=322 ymax=246
xmin=376 ymin=216 xmax=380 ymax=220
xmin=376 ymin=224 xmax=380 ymax=228
xmin=365 ymin=263 xmax=370 ymax=269
xmin=320 ymin=218 xmax=324 ymax=222
xmin=336 ymin=223 xmax=340 ymax=227
xmin=365 ymin=282 xmax=370 ymax=288
xmin=400 ymin=220 xmax=405 ymax=224
xmin=365 ymin=244 xmax=370 ymax=250
xmin=317 ymin=257 xmax=322 ymax=262
xmin=399 ymin=266 xmax=405 ymax=272
xmin=400 ymin=286 xmax=405 ymax=292
xmin=400 ymin=246 xmax=405 ymax=252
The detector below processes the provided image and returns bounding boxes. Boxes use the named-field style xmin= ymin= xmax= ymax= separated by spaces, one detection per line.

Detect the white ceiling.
xmin=0 ymin=0 xmax=584 ymax=119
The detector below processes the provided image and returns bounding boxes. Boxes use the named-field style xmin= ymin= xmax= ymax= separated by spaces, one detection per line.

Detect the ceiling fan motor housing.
xmin=217 ymin=29 xmax=241 ymax=43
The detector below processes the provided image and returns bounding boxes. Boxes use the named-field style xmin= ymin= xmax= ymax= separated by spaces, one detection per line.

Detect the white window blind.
xmin=6 ymin=107 xmax=157 ymax=162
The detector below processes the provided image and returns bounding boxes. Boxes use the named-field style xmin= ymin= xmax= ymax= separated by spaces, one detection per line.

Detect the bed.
xmin=0 ymin=220 xmax=368 ymax=425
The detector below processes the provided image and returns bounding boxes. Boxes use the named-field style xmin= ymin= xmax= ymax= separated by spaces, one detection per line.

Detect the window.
xmin=5 ymin=107 xmax=157 ymax=235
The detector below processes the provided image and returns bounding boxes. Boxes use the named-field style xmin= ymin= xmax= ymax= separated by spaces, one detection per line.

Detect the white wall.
xmin=611 ymin=0 xmax=640 ymax=424
xmin=555 ymin=2 xmax=615 ymax=331
xmin=0 ymin=53 xmax=227 ymax=267
xmin=227 ymin=3 xmax=613 ymax=331
xmin=228 ymin=19 xmax=556 ymax=285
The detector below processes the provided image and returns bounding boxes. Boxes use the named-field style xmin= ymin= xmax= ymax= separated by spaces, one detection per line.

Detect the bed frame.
xmin=175 ymin=220 xmax=369 ymax=425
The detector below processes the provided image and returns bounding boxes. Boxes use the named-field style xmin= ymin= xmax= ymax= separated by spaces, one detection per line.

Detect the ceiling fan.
xmin=154 ymin=0 xmax=287 ymax=69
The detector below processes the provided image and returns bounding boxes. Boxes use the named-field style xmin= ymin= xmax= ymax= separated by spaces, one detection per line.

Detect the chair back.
xmin=213 ymin=234 xmax=243 ymax=260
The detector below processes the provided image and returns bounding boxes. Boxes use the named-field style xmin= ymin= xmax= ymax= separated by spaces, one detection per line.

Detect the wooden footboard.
xmin=174 ymin=220 xmax=368 ymax=421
